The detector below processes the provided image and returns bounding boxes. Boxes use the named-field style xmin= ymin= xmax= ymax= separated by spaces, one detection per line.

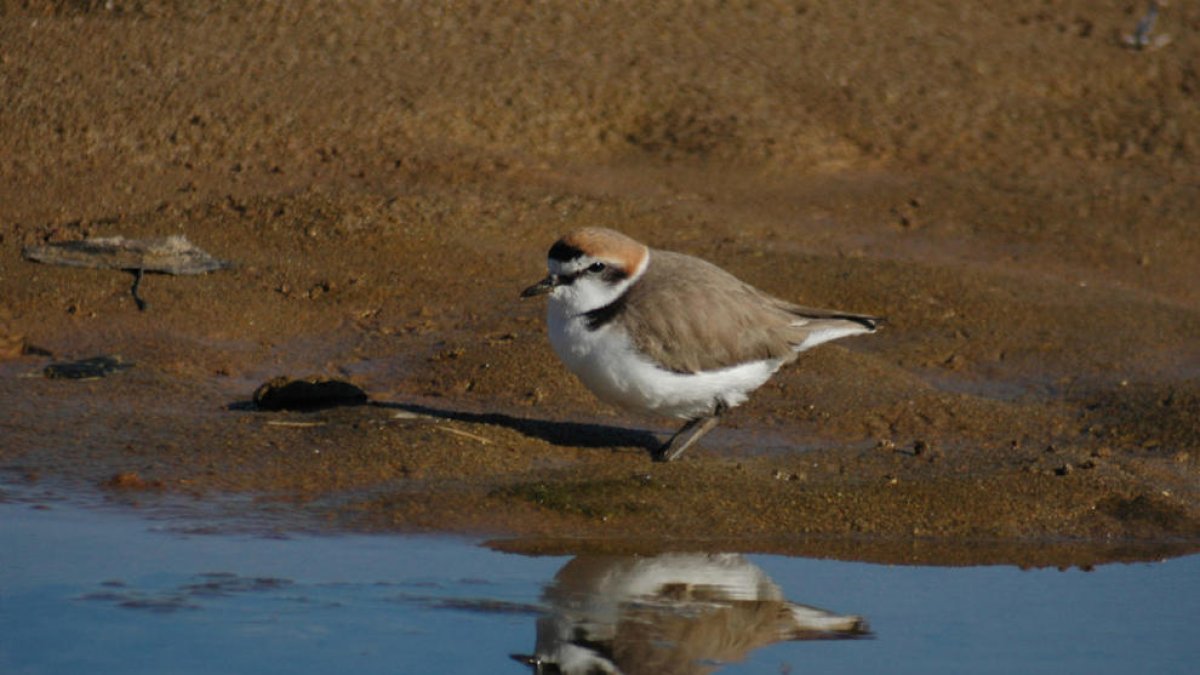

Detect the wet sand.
xmin=1 ymin=1 xmax=1198 ymax=566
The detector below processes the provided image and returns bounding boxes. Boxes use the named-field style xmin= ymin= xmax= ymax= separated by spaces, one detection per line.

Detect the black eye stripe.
xmin=601 ymin=266 xmax=628 ymax=283
xmin=550 ymin=254 xmax=630 ymax=286
xmin=557 ymin=265 xmax=628 ymax=286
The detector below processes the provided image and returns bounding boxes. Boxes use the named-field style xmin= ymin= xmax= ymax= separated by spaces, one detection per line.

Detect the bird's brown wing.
xmin=614 ymin=251 xmax=881 ymax=373
xmin=611 ymin=252 xmax=783 ymax=373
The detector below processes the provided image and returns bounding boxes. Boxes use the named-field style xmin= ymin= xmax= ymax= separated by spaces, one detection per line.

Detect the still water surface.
xmin=2 ymin=489 xmax=1196 ymax=674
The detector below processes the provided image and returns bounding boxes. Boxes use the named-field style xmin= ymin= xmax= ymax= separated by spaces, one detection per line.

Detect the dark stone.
xmin=252 ymin=375 xmax=368 ymax=411
xmin=43 ymin=355 xmax=132 ymax=380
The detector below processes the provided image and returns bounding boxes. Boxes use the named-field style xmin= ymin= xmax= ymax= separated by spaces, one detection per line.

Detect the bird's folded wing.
xmin=619 ymin=251 xmax=878 ymax=373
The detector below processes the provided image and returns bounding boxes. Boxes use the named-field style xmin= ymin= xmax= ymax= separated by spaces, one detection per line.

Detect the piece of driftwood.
xmin=22 ymin=235 xmax=231 ymax=310
xmin=43 ymin=355 xmax=132 ymax=380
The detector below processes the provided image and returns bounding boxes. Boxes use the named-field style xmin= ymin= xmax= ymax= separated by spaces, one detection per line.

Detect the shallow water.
xmin=1 ymin=488 xmax=1197 ymax=675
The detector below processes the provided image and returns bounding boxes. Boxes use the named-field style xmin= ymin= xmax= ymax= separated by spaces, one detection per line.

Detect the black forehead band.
xmin=548 ymin=241 xmax=584 ymax=262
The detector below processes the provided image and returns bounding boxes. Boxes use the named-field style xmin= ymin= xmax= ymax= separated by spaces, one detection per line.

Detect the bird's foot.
xmin=653 ymin=404 xmax=725 ymax=462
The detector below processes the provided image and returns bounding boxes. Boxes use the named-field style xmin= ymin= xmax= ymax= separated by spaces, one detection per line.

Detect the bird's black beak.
xmin=520 ymin=274 xmax=558 ymax=298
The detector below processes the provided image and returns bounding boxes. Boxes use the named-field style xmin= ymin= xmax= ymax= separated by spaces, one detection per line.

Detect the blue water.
xmin=1 ymin=493 xmax=1197 ymax=674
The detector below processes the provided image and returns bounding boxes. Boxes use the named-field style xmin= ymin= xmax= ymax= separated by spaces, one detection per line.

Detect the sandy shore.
xmin=1 ymin=1 xmax=1197 ymax=565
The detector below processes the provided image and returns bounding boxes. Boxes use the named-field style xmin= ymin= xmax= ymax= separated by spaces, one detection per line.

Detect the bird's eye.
xmin=587 ymin=261 xmax=606 ymax=274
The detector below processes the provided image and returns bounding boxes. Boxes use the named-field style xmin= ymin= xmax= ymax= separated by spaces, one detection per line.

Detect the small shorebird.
xmin=521 ymin=227 xmax=881 ymax=461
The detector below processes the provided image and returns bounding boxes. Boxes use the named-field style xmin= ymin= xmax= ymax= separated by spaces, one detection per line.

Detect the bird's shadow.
xmin=370 ymin=401 xmax=662 ymax=451
xmin=228 ymin=395 xmax=662 ymax=452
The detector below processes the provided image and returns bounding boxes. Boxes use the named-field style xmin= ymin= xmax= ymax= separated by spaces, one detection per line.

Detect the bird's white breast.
xmin=547 ymin=298 xmax=784 ymax=420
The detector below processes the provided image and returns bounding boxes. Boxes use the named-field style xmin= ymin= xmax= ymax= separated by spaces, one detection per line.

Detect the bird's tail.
xmin=783 ymin=305 xmax=883 ymax=352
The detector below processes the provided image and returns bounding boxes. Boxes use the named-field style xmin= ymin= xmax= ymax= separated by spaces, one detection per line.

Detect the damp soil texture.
xmin=1 ymin=1 xmax=1198 ymax=567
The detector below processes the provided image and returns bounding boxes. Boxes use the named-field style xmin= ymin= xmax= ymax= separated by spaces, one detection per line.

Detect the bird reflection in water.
xmin=511 ymin=552 xmax=869 ymax=674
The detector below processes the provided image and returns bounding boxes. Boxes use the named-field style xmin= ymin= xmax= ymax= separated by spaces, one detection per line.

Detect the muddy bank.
xmin=1 ymin=2 xmax=1198 ymax=565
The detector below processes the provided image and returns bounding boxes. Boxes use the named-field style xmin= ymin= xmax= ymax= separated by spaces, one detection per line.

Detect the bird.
xmin=521 ymin=227 xmax=881 ymax=462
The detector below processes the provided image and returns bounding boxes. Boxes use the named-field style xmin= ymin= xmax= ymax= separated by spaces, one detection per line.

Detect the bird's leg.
xmin=653 ymin=416 xmax=718 ymax=462
xmin=653 ymin=401 xmax=727 ymax=462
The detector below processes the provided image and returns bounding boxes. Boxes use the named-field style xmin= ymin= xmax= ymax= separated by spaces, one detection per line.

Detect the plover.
xmin=521 ymin=227 xmax=881 ymax=461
